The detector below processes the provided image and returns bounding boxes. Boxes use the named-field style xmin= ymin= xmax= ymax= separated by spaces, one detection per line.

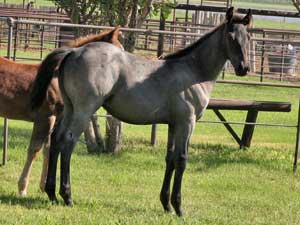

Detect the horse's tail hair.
xmin=30 ymin=48 xmax=73 ymax=110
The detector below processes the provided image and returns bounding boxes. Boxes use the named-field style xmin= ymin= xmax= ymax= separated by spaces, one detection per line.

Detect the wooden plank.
xmin=208 ymin=99 xmax=291 ymax=112
xmin=240 ymin=110 xmax=259 ymax=148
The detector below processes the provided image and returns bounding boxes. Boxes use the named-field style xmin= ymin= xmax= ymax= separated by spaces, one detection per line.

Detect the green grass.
xmin=0 ymin=77 xmax=299 ymax=224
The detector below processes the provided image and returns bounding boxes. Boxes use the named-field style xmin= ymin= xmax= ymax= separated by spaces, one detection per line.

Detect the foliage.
xmin=291 ymin=0 xmax=300 ymax=12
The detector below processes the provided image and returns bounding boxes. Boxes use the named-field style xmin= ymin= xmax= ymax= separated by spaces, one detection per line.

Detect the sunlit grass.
xmin=0 ymin=79 xmax=299 ymax=224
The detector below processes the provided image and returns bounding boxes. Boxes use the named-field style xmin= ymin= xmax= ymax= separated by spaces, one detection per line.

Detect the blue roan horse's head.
xmin=225 ymin=7 xmax=253 ymax=76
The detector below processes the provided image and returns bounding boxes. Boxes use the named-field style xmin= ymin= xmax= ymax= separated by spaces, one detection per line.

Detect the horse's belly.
xmin=103 ymin=97 xmax=169 ymax=125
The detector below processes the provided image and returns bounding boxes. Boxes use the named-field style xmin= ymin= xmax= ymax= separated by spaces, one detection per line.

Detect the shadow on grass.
xmin=0 ymin=193 xmax=50 ymax=209
xmin=189 ymin=142 xmax=291 ymax=173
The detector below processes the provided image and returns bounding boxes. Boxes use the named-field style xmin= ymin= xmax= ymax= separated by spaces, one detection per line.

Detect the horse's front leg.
xmin=171 ymin=118 xmax=195 ymax=217
xmin=160 ymin=124 xmax=175 ymax=212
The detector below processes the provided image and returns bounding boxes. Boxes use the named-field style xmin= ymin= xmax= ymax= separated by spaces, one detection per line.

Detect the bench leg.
xmin=151 ymin=124 xmax=157 ymax=146
xmin=2 ymin=118 xmax=8 ymax=165
xmin=213 ymin=110 xmax=241 ymax=146
xmin=241 ymin=110 xmax=258 ymax=149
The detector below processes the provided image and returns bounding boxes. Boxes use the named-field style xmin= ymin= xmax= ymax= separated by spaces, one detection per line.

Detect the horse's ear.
xmin=112 ymin=25 xmax=121 ymax=41
xmin=242 ymin=9 xmax=253 ymax=27
xmin=226 ymin=7 xmax=234 ymax=23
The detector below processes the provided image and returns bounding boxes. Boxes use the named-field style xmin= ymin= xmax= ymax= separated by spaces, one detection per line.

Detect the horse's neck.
xmin=187 ymin=24 xmax=227 ymax=85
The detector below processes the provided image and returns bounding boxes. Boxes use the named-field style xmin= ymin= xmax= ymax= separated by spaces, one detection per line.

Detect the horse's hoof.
xmin=18 ymin=179 xmax=28 ymax=197
xmin=175 ymin=209 xmax=183 ymax=217
xmin=19 ymin=190 xmax=27 ymax=197
xmin=173 ymin=206 xmax=183 ymax=217
xmin=62 ymin=196 xmax=73 ymax=207
xmin=171 ymin=199 xmax=183 ymax=217
xmin=48 ymin=194 xmax=58 ymax=203
xmin=46 ymin=189 xmax=58 ymax=203
xmin=160 ymin=193 xmax=172 ymax=213
xmin=161 ymin=203 xmax=172 ymax=213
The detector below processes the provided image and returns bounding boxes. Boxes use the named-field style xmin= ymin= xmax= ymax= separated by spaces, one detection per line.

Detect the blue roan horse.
xmin=31 ymin=7 xmax=252 ymax=216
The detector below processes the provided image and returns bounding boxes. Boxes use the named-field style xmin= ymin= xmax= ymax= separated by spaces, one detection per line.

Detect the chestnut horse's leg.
xmin=170 ymin=117 xmax=195 ymax=217
xmin=18 ymin=117 xmax=54 ymax=196
xmin=160 ymin=124 xmax=175 ymax=212
xmin=40 ymin=116 xmax=56 ymax=192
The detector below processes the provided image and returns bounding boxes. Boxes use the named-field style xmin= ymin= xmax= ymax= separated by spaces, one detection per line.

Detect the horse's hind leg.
xmin=18 ymin=118 xmax=52 ymax=196
xmin=45 ymin=118 xmax=65 ymax=203
xmin=40 ymin=116 xmax=56 ymax=192
xmin=160 ymin=124 xmax=175 ymax=212
xmin=58 ymin=109 xmax=96 ymax=206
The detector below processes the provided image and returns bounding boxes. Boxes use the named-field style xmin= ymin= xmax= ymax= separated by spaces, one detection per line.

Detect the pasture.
xmin=0 ymin=74 xmax=299 ymax=224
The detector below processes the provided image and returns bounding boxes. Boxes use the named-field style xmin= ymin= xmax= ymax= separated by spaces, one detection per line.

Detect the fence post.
xmin=280 ymin=33 xmax=285 ymax=81
xmin=260 ymin=31 xmax=265 ymax=82
xmin=293 ymin=99 xmax=300 ymax=172
xmin=2 ymin=17 xmax=14 ymax=166
xmin=40 ymin=23 xmax=45 ymax=60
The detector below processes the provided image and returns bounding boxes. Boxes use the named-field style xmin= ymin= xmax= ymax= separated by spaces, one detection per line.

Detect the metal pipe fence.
xmin=0 ymin=18 xmax=298 ymax=171
xmin=0 ymin=17 xmax=298 ymax=82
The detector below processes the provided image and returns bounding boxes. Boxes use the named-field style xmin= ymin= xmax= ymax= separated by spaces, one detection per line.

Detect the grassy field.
xmin=0 ymin=74 xmax=299 ymax=224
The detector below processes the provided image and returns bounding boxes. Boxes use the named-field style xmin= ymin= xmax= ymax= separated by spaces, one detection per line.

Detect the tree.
xmin=291 ymin=0 xmax=300 ymax=12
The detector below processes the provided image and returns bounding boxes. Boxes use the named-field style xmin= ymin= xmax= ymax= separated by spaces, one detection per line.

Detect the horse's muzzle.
xmin=235 ymin=64 xmax=249 ymax=76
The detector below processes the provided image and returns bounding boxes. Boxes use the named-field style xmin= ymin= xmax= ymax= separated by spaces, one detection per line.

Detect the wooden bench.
xmin=206 ymin=99 xmax=292 ymax=148
xmin=151 ymin=99 xmax=292 ymax=149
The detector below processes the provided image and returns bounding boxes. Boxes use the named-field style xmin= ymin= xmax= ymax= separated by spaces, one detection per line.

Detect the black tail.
xmin=30 ymin=48 xmax=72 ymax=110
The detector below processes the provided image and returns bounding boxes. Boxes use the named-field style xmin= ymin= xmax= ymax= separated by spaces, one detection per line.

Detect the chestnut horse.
xmin=1 ymin=27 xmax=122 ymax=196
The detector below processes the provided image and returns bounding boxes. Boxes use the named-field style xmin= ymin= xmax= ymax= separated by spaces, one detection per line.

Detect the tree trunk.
xmin=105 ymin=114 xmax=122 ymax=154
xmin=84 ymin=117 xmax=104 ymax=154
